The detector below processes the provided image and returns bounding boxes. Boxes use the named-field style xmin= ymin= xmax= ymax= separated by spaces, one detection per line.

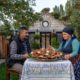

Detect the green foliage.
xmin=52 ymin=5 xmax=65 ymax=20
xmin=53 ymin=6 xmax=60 ymax=19
xmin=0 ymin=63 xmax=18 ymax=80
xmin=70 ymin=9 xmax=80 ymax=38
xmin=51 ymin=37 xmax=59 ymax=48
xmin=31 ymin=41 xmax=40 ymax=49
xmin=72 ymin=0 xmax=80 ymax=9
xmin=52 ymin=0 xmax=72 ymax=20
xmin=53 ymin=13 xmax=60 ymax=19
xmin=65 ymin=0 xmax=73 ymax=17
xmin=0 ymin=63 xmax=6 ymax=80
xmin=70 ymin=10 xmax=80 ymax=28
xmin=53 ymin=6 xmax=59 ymax=14
xmin=65 ymin=0 xmax=80 ymax=39
xmin=59 ymin=4 xmax=65 ymax=17
xmin=31 ymin=12 xmax=43 ymax=22
xmin=0 ymin=0 xmax=33 ymax=26
xmin=65 ymin=0 xmax=80 ymax=24
xmin=0 ymin=0 xmax=37 ymax=37
xmin=31 ymin=33 xmax=40 ymax=49
xmin=0 ymin=20 xmax=12 ymax=37
xmin=33 ymin=33 xmax=40 ymax=39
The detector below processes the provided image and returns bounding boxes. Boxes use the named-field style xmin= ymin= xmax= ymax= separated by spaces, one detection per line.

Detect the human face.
xmin=20 ymin=30 xmax=29 ymax=40
xmin=62 ymin=32 xmax=71 ymax=40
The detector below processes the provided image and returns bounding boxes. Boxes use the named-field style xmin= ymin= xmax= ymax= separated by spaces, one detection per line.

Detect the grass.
xmin=0 ymin=63 xmax=18 ymax=80
xmin=0 ymin=63 xmax=6 ymax=80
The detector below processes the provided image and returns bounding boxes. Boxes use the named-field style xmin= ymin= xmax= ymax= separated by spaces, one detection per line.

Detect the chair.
xmin=5 ymin=40 xmax=19 ymax=80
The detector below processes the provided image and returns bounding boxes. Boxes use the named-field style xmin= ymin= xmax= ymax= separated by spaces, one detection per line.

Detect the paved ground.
xmin=0 ymin=59 xmax=5 ymax=64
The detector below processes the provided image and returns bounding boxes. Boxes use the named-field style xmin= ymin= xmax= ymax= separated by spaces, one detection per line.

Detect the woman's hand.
xmin=64 ymin=54 xmax=72 ymax=60
xmin=47 ymin=45 xmax=55 ymax=50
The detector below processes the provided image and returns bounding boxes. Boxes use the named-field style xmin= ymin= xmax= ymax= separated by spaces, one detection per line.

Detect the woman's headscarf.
xmin=62 ymin=27 xmax=74 ymax=36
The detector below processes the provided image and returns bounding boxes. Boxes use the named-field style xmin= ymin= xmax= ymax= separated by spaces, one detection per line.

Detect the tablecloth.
xmin=21 ymin=59 xmax=75 ymax=80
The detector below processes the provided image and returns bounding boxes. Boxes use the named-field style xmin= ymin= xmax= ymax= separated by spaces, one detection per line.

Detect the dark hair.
xmin=18 ymin=25 xmax=28 ymax=32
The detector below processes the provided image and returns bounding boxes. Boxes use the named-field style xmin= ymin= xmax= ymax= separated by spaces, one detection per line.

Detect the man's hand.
xmin=64 ymin=54 xmax=72 ymax=60
xmin=23 ymin=53 xmax=29 ymax=59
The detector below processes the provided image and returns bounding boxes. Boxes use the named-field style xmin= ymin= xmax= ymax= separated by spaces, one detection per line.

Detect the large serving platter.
xmin=29 ymin=56 xmax=64 ymax=61
xmin=29 ymin=48 xmax=64 ymax=61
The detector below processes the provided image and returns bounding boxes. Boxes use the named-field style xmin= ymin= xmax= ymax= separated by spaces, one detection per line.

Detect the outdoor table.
xmin=21 ymin=59 xmax=75 ymax=80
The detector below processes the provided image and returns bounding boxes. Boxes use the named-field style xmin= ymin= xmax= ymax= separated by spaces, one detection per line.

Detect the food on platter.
xmin=30 ymin=48 xmax=63 ymax=60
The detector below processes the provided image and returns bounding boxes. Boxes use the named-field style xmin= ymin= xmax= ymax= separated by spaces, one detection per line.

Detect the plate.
xmin=29 ymin=54 xmax=64 ymax=61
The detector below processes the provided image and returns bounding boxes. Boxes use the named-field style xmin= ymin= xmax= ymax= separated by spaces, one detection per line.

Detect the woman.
xmin=57 ymin=27 xmax=80 ymax=80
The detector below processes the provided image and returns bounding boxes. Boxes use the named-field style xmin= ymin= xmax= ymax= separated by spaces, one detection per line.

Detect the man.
xmin=8 ymin=26 xmax=31 ymax=74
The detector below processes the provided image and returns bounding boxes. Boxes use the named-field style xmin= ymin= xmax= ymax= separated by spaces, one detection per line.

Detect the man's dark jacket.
xmin=8 ymin=36 xmax=32 ymax=67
